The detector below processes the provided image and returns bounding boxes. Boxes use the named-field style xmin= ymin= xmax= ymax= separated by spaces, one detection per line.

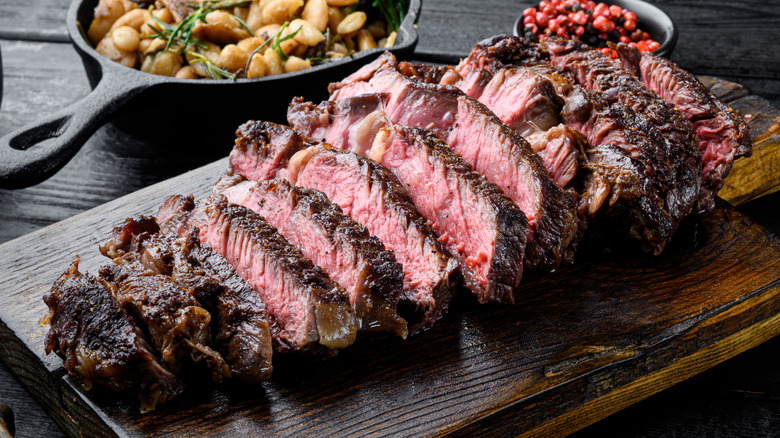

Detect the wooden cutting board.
xmin=0 ymin=78 xmax=778 ymax=438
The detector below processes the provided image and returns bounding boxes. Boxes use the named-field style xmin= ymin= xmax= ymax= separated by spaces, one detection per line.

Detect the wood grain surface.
xmin=1 ymin=0 xmax=779 ymax=436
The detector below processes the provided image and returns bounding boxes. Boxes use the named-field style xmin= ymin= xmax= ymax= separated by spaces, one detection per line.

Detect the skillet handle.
xmin=0 ymin=73 xmax=148 ymax=189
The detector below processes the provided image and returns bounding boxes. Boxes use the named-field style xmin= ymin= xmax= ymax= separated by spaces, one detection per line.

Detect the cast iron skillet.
xmin=0 ymin=0 xmax=421 ymax=189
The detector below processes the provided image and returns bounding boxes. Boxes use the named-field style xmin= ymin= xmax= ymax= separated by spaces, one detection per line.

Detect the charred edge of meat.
xmin=230 ymin=120 xmax=317 ymax=180
xmin=216 ymin=175 xmax=408 ymax=338
xmin=615 ymin=44 xmax=751 ymax=211
xmin=98 ymin=258 xmax=231 ymax=382
xmin=102 ymin=218 xmax=274 ymax=383
xmin=454 ymin=96 xmax=580 ymax=269
xmin=176 ymin=233 xmax=274 ymax=383
xmin=100 ymin=215 xmax=160 ymax=259
xmin=542 ymin=37 xmax=701 ymax=222
xmin=44 ymin=258 xmax=183 ymax=413
xmin=564 ymin=89 xmax=676 ymax=252
xmin=399 ymin=126 xmax=527 ymax=302
xmin=457 ymin=35 xmax=549 ymax=75
xmin=398 ymin=61 xmax=460 ymax=85
xmin=163 ymin=195 xmax=357 ymax=354
xmin=293 ymin=144 xmax=460 ymax=332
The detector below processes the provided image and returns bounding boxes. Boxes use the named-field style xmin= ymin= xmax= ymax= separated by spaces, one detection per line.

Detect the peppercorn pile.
xmin=520 ymin=0 xmax=660 ymax=57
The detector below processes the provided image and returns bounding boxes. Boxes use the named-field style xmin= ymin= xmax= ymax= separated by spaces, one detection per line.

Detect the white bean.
xmin=302 ymin=0 xmax=328 ymax=32
xmin=111 ymin=26 xmax=139 ymax=51
xmin=262 ymin=0 xmax=304 ymax=25
xmin=88 ymin=0 xmax=125 ymax=44
xmin=336 ymin=11 xmax=366 ymax=35
xmin=284 ymin=56 xmax=311 ymax=72
xmin=247 ymin=55 xmax=268 ymax=78
xmin=175 ymin=65 xmax=199 ymax=79
xmin=221 ymin=45 xmax=249 ymax=72
xmin=96 ymin=37 xmax=136 ymax=68
xmin=109 ymin=9 xmax=149 ymax=33
xmin=356 ymin=29 xmax=376 ymax=51
xmin=326 ymin=0 xmax=357 ymax=6
xmin=289 ymin=19 xmax=324 ymax=46
xmin=263 ymin=48 xmax=283 ymax=75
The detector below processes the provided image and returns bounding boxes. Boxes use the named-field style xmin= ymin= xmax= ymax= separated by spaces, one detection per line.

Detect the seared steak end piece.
xmin=44 ymin=259 xmax=183 ymax=413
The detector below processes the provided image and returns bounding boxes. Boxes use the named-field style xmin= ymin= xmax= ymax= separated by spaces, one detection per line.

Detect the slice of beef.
xmin=328 ymin=52 xmax=461 ymax=138
xmin=290 ymin=94 xmax=577 ymax=271
xmin=401 ymin=59 xmax=580 ymax=191
xmin=227 ymin=123 xmax=458 ymax=331
xmin=285 ymin=118 xmax=527 ymax=303
xmin=157 ymin=195 xmax=358 ymax=354
xmin=457 ymin=35 xmax=689 ymax=253
xmin=363 ymin=125 xmax=527 ymax=302
xmin=541 ymin=37 xmax=701 ymax=220
xmin=44 ymin=259 xmax=183 ymax=413
xmin=563 ymin=87 xmax=675 ymax=249
xmin=616 ymin=45 xmax=752 ymax=211
xmin=98 ymin=256 xmax=230 ymax=382
xmin=100 ymin=218 xmax=274 ymax=383
xmin=440 ymin=97 xmax=577 ymax=269
xmin=215 ymin=174 xmax=408 ymax=338
xmin=285 ymin=145 xmax=458 ymax=332
xmin=230 ymin=120 xmax=317 ymax=182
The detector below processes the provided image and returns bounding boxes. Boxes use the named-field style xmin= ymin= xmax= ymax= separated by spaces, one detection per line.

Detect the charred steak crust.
xmin=159 ymin=195 xmax=357 ymax=354
xmin=541 ymin=37 xmax=701 ymax=219
xmin=231 ymin=120 xmax=317 ymax=181
xmin=615 ymin=45 xmax=751 ymax=211
xmin=100 ymin=218 xmax=274 ymax=383
xmin=290 ymin=144 xmax=459 ymax=331
xmin=44 ymin=259 xmax=183 ymax=412
xmin=454 ymin=96 xmax=580 ymax=269
xmin=98 ymin=257 xmax=230 ymax=382
xmin=216 ymin=175 xmax=407 ymax=337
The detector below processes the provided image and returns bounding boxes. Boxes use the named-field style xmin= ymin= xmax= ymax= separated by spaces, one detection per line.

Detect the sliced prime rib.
xmin=231 ymin=120 xmax=526 ymax=304
xmin=98 ymin=255 xmax=231 ymax=382
xmin=286 ymin=146 xmax=458 ymax=332
xmin=541 ymin=37 xmax=702 ymax=218
xmin=291 ymin=123 xmax=527 ymax=303
xmin=399 ymin=60 xmax=581 ymax=190
xmin=616 ymin=45 xmax=752 ymax=211
xmin=44 ymin=259 xmax=183 ymax=413
xmin=157 ymin=194 xmax=358 ymax=354
xmin=100 ymin=216 xmax=274 ymax=383
xmin=289 ymin=94 xmax=577 ymax=271
xmin=454 ymin=35 xmax=697 ymax=253
xmin=214 ymin=174 xmax=408 ymax=338
xmin=230 ymin=126 xmax=457 ymax=331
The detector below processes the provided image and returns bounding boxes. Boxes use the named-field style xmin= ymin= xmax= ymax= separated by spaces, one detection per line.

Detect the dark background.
xmin=1 ymin=0 xmax=778 ymax=436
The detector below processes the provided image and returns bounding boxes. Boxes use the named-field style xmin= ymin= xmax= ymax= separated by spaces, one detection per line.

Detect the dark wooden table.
xmin=0 ymin=0 xmax=778 ymax=436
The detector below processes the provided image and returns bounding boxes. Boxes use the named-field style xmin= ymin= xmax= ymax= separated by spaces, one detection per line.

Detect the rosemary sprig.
xmin=148 ymin=0 xmax=252 ymax=55
xmin=186 ymin=50 xmax=237 ymax=79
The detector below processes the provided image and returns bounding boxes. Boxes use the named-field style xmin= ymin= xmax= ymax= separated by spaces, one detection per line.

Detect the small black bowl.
xmin=513 ymin=0 xmax=678 ymax=58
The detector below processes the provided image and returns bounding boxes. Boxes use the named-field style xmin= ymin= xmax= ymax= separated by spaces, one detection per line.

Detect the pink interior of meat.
xmin=448 ymin=100 xmax=540 ymax=231
xmin=221 ymin=181 xmax=361 ymax=309
xmin=195 ymin=206 xmax=312 ymax=348
xmin=295 ymin=152 xmax=439 ymax=307
xmin=379 ymin=132 xmax=496 ymax=291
